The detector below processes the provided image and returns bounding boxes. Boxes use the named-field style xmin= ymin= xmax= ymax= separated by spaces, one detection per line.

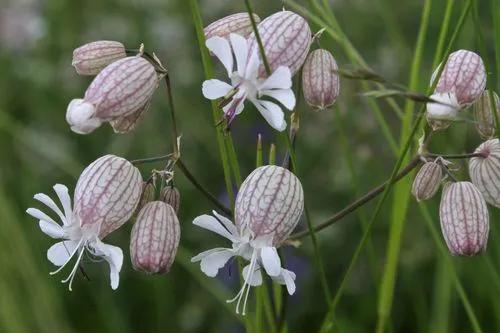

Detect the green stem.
xmin=244 ymin=0 xmax=271 ymax=74
xmin=189 ymin=0 xmax=236 ymax=206
xmin=376 ymin=1 xmax=432 ymax=331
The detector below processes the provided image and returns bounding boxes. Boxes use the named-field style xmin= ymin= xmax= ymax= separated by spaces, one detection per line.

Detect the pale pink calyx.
xmin=247 ymin=11 xmax=312 ymax=77
xmin=469 ymin=139 xmax=500 ymax=208
xmin=204 ymin=13 xmax=261 ymax=40
xmin=191 ymin=165 xmax=303 ymax=315
xmin=439 ymin=181 xmax=489 ymax=256
xmin=72 ymin=40 xmax=126 ymax=75
xmin=202 ymin=33 xmax=295 ymax=131
xmin=66 ymin=56 xmax=159 ymax=134
xmin=26 ymin=155 xmax=143 ymax=290
xmin=130 ymin=201 xmax=180 ymax=274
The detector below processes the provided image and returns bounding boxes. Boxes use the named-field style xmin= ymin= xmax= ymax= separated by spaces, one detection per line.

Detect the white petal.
xmin=259 ymin=66 xmax=292 ymax=90
xmin=252 ymin=100 xmax=286 ymax=131
xmin=193 ymin=214 xmax=239 ymax=242
xmin=272 ymin=268 xmax=296 ymax=295
xmin=26 ymin=207 xmax=59 ymax=226
xmin=229 ymin=33 xmax=248 ymax=77
xmin=242 ymin=264 xmax=263 ymax=286
xmin=212 ymin=210 xmax=238 ymax=236
xmin=202 ymin=79 xmax=233 ymax=100
xmin=33 ymin=193 xmax=67 ymax=225
xmin=39 ymin=220 xmax=65 ymax=238
xmin=91 ymin=239 xmax=123 ymax=290
xmin=53 ymin=184 xmax=72 ymax=225
xmin=191 ymin=248 xmax=235 ymax=277
xmin=222 ymin=92 xmax=246 ymax=116
xmin=260 ymin=247 xmax=282 ymax=277
xmin=206 ymin=36 xmax=233 ymax=76
xmin=427 ymin=92 xmax=460 ymax=120
xmin=66 ymin=99 xmax=101 ymax=134
xmin=244 ymin=48 xmax=260 ymax=80
xmin=47 ymin=241 xmax=78 ymax=266
xmin=260 ymin=88 xmax=296 ymax=110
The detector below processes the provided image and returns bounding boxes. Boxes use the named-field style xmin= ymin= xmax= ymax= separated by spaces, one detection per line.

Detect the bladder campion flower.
xmin=302 ymin=49 xmax=340 ymax=110
xmin=439 ymin=181 xmax=489 ymax=256
xmin=411 ymin=160 xmax=442 ymax=201
xmin=204 ymin=13 xmax=261 ymax=40
xmin=66 ymin=56 xmax=160 ymax=134
xmin=473 ymin=90 xmax=500 ymax=139
xmin=191 ymin=165 xmax=304 ymax=315
xmin=202 ymin=33 xmax=295 ymax=131
xmin=426 ymin=50 xmax=486 ymax=130
xmin=26 ymin=155 xmax=143 ymax=290
xmin=72 ymin=40 xmax=126 ymax=75
xmin=130 ymin=201 xmax=180 ymax=274
xmin=469 ymin=138 xmax=500 ymax=208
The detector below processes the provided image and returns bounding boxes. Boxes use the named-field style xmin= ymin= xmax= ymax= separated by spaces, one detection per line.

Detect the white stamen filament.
xmin=49 ymin=238 xmax=84 ymax=275
xmin=61 ymin=246 xmax=86 ymax=291
xmin=226 ymin=249 xmax=258 ymax=315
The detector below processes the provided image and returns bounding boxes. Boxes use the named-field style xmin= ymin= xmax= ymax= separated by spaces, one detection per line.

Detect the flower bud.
xmin=72 ymin=41 xmax=127 ymax=76
xmin=469 ymin=138 xmax=500 ymax=208
xmin=247 ymin=11 xmax=311 ymax=77
xmin=204 ymin=13 xmax=261 ymax=40
xmin=136 ymin=181 xmax=156 ymax=214
xmin=427 ymin=50 xmax=486 ymax=129
xmin=411 ymin=161 xmax=442 ymax=201
xmin=66 ymin=56 xmax=159 ymax=134
xmin=160 ymin=186 xmax=180 ymax=213
xmin=74 ymin=155 xmax=143 ymax=238
xmin=130 ymin=201 xmax=181 ymax=274
xmin=235 ymin=165 xmax=304 ymax=245
xmin=473 ymin=90 xmax=500 ymax=139
xmin=439 ymin=181 xmax=489 ymax=256
xmin=302 ymin=49 xmax=340 ymax=110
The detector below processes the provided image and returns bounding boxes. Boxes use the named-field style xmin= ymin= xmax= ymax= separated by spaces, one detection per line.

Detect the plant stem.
xmin=244 ymin=0 xmax=271 ymax=74
xmin=164 ymin=75 xmax=179 ymax=156
xmin=426 ymin=152 xmax=485 ymax=159
xmin=176 ymin=159 xmax=232 ymax=215
xmin=290 ymin=156 xmax=421 ymax=240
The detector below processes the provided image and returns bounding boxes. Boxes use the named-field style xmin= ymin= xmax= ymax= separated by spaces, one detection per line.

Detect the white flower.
xmin=191 ymin=211 xmax=296 ymax=315
xmin=202 ymin=33 xmax=296 ymax=131
xmin=26 ymin=184 xmax=123 ymax=291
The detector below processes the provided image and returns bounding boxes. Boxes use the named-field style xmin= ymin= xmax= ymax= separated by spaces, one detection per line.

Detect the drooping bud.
xmin=72 ymin=41 xmax=126 ymax=76
xmin=247 ymin=11 xmax=311 ymax=77
xmin=302 ymin=49 xmax=340 ymax=110
xmin=204 ymin=13 xmax=261 ymax=40
xmin=135 ymin=181 xmax=156 ymax=214
xmin=473 ymin=90 xmax=500 ymax=139
xmin=469 ymin=138 xmax=500 ymax=207
xmin=130 ymin=201 xmax=181 ymax=274
xmin=160 ymin=186 xmax=180 ymax=213
xmin=74 ymin=154 xmax=143 ymax=238
xmin=439 ymin=181 xmax=489 ymax=256
xmin=235 ymin=165 xmax=304 ymax=245
xmin=66 ymin=56 xmax=159 ymax=134
xmin=426 ymin=50 xmax=486 ymax=130
xmin=411 ymin=161 xmax=442 ymax=201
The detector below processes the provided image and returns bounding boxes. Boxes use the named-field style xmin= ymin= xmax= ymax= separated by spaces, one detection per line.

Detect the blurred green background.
xmin=1 ymin=0 xmax=499 ymax=332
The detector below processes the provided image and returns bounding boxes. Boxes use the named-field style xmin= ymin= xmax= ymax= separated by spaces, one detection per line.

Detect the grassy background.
xmin=0 ymin=0 xmax=499 ymax=332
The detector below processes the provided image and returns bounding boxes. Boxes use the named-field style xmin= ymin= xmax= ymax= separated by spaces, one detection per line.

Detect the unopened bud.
xmin=247 ymin=11 xmax=311 ymax=77
xmin=473 ymin=90 xmax=500 ymax=139
xmin=439 ymin=181 xmax=489 ymax=256
xmin=135 ymin=181 xmax=156 ymax=214
xmin=66 ymin=56 xmax=159 ymax=134
xmin=72 ymin=41 xmax=126 ymax=75
xmin=427 ymin=50 xmax=486 ymax=129
xmin=204 ymin=13 xmax=261 ymax=40
xmin=302 ymin=49 xmax=340 ymax=110
xmin=160 ymin=186 xmax=180 ymax=213
xmin=469 ymin=138 xmax=500 ymax=208
xmin=411 ymin=161 xmax=442 ymax=201
xmin=130 ymin=201 xmax=181 ymax=274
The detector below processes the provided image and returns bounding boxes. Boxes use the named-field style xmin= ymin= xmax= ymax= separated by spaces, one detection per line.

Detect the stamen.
xmin=49 ymin=238 xmax=84 ymax=275
xmin=61 ymin=246 xmax=86 ymax=291
xmin=226 ymin=250 xmax=257 ymax=315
